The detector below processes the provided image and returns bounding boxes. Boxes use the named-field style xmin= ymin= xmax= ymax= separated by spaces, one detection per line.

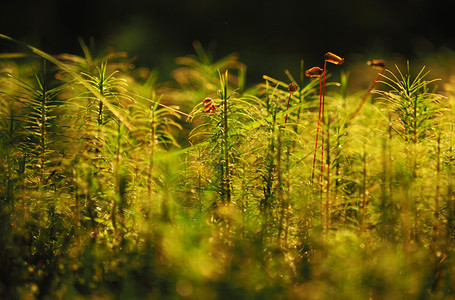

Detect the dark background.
xmin=1 ymin=0 xmax=453 ymax=83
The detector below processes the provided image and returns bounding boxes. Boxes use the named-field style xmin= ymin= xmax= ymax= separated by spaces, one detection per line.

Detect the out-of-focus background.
xmin=1 ymin=0 xmax=453 ymax=84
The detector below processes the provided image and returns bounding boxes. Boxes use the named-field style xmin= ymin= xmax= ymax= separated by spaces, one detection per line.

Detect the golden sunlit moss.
xmin=0 ymin=34 xmax=454 ymax=300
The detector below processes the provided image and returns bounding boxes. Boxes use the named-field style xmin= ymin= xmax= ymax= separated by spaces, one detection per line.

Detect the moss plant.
xmin=305 ymin=66 xmax=323 ymax=182
xmin=319 ymin=52 xmax=344 ymax=189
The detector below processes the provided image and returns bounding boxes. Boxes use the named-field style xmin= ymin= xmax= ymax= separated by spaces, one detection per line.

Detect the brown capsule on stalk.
xmin=287 ymin=83 xmax=299 ymax=92
xmin=305 ymin=66 xmax=324 ymax=78
xmin=324 ymin=52 xmax=344 ymax=65
xmin=204 ymin=97 xmax=216 ymax=114
xmin=367 ymin=59 xmax=386 ymax=70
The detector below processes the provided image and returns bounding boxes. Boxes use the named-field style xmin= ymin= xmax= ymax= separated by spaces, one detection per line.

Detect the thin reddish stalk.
xmin=319 ymin=60 xmax=328 ymax=226
xmin=284 ymin=92 xmax=292 ymax=125
xmin=348 ymin=69 xmax=384 ymax=124
xmin=311 ymin=76 xmax=324 ymax=182
xmin=320 ymin=60 xmax=328 ymax=184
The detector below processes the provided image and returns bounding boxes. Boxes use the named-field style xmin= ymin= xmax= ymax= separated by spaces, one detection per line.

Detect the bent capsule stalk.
xmin=305 ymin=66 xmax=324 ymax=78
xmin=287 ymin=83 xmax=299 ymax=92
xmin=367 ymin=59 xmax=386 ymax=70
xmin=325 ymin=52 xmax=344 ymax=65
xmin=204 ymin=97 xmax=216 ymax=114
